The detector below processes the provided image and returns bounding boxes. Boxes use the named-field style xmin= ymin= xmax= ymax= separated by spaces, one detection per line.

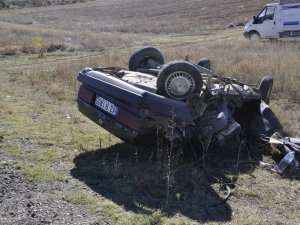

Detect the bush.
xmin=31 ymin=37 xmax=48 ymax=58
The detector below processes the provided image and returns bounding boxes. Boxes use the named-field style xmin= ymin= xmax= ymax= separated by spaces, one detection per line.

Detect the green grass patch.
xmin=1 ymin=143 xmax=67 ymax=182
xmin=64 ymin=191 xmax=99 ymax=210
xmin=34 ymin=148 xmax=72 ymax=162
xmin=20 ymin=149 xmax=69 ymax=182
xmin=1 ymin=143 xmax=24 ymax=158
xmin=21 ymin=162 xmax=65 ymax=182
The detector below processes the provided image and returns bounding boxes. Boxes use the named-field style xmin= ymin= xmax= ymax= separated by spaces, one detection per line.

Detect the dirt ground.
xmin=0 ymin=148 xmax=105 ymax=225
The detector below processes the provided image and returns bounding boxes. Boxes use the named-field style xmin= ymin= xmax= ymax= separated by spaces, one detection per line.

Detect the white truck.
xmin=244 ymin=0 xmax=300 ymax=39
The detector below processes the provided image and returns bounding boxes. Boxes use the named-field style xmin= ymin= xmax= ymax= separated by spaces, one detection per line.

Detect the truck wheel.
xmin=258 ymin=76 xmax=273 ymax=104
xmin=156 ymin=61 xmax=203 ymax=101
xmin=197 ymin=58 xmax=211 ymax=70
xmin=0 ymin=1 xmax=5 ymax=8
xmin=129 ymin=47 xmax=164 ymax=72
xmin=249 ymin=32 xmax=261 ymax=41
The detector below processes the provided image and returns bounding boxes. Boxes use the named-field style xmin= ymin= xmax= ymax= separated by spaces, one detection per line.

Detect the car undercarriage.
xmin=77 ymin=47 xmax=299 ymax=173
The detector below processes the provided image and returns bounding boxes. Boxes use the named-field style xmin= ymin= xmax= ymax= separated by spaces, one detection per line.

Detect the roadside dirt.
xmin=0 ymin=148 xmax=104 ymax=225
xmin=0 ymin=70 xmax=108 ymax=225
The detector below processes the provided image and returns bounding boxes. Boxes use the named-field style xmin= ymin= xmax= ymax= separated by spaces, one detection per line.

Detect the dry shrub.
xmin=48 ymin=83 xmax=68 ymax=101
xmin=0 ymin=22 xmax=145 ymax=54
xmin=47 ymin=43 xmax=67 ymax=52
xmin=163 ymin=39 xmax=300 ymax=101
xmin=0 ymin=45 xmax=19 ymax=55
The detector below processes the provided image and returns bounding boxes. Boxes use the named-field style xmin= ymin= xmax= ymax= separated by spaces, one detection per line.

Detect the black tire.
xmin=197 ymin=58 xmax=211 ymax=70
xmin=128 ymin=47 xmax=164 ymax=71
xmin=0 ymin=1 xmax=5 ymax=9
xmin=249 ymin=31 xmax=261 ymax=41
xmin=258 ymin=76 xmax=273 ymax=104
xmin=156 ymin=61 xmax=203 ymax=101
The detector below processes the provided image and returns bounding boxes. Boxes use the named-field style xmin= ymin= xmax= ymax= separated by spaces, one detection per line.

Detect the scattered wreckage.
xmin=77 ymin=47 xmax=299 ymax=173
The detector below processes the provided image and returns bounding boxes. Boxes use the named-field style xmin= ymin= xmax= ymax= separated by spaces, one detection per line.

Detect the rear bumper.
xmin=78 ymin=98 xmax=140 ymax=140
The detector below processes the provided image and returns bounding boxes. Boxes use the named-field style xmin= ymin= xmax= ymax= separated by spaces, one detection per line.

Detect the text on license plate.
xmin=95 ymin=96 xmax=118 ymax=116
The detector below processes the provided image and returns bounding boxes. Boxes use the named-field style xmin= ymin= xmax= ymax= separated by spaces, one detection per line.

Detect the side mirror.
xmin=253 ymin=15 xmax=257 ymax=21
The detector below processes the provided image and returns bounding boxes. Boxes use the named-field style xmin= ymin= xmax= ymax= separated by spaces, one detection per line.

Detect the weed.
xmin=31 ymin=37 xmax=48 ymax=58
xmin=113 ymin=152 xmax=120 ymax=176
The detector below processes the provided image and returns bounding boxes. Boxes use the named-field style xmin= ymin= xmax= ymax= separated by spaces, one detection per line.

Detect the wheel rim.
xmin=165 ymin=71 xmax=195 ymax=100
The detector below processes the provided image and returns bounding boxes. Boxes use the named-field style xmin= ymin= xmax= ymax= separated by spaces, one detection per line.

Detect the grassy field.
xmin=1 ymin=0 xmax=300 ymax=224
xmin=0 ymin=0 xmax=270 ymax=32
xmin=0 ymin=0 xmax=94 ymax=9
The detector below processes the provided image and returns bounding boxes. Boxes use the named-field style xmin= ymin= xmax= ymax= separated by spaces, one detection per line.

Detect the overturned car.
xmin=76 ymin=47 xmax=286 ymax=158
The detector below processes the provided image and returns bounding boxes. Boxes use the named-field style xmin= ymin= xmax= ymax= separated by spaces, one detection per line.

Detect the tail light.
xmin=78 ymin=86 xmax=95 ymax=104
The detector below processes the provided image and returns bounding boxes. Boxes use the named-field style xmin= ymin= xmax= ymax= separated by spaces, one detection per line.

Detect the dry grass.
xmin=6 ymin=34 xmax=298 ymax=134
xmin=0 ymin=22 xmax=146 ymax=54
xmin=162 ymin=39 xmax=300 ymax=101
xmin=1 ymin=0 xmax=94 ymax=9
xmin=0 ymin=0 xmax=270 ymax=34
xmin=1 ymin=1 xmax=300 ymax=224
xmin=22 ymin=37 xmax=300 ymax=107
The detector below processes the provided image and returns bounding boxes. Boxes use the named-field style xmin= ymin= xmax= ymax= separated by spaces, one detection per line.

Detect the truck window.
xmin=255 ymin=6 xmax=275 ymax=24
xmin=256 ymin=8 xmax=267 ymax=24
xmin=265 ymin=6 xmax=275 ymax=20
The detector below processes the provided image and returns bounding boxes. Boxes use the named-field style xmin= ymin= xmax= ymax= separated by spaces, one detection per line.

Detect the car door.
xmin=254 ymin=6 xmax=276 ymax=38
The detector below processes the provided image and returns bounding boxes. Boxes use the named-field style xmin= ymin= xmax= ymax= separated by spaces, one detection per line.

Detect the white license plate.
xmin=95 ymin=96 xmax=118 ymax=116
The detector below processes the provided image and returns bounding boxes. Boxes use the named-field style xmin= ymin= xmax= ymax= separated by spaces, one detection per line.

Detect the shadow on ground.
xmin=71 ymin=141 xmax=267 ymax=223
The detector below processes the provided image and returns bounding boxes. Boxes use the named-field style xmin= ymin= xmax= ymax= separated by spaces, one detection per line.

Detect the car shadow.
xmin=70 ymin=139 xmax=268 ymax=223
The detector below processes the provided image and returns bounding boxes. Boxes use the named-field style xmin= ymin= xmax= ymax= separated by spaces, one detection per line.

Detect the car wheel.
xmin=197 ymin=58 xmax=211 ymax=70
xmin=156 ymin=61 xmax=203 ymax=101
xmin=128 ymin=47 xmax=164 ymax=72
xmin=258 ymin=76 xmax=273 ymax=104
xmin=249 ymin=32 xmax=261 ymax=41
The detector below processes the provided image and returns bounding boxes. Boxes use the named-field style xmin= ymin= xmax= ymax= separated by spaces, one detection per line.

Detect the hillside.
xmin=0 ymin=0 xmax=94 ymax=9
xmin=0 ymin=0 xmax=271 ymax=33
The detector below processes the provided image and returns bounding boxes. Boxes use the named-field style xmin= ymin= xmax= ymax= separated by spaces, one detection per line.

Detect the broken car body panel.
xmin=77 ymin=65 xmax=281 ymax=151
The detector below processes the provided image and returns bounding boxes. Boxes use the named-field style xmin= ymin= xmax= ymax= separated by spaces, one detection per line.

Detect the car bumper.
xmin=78 ymin=98 xmax=140 ymax=141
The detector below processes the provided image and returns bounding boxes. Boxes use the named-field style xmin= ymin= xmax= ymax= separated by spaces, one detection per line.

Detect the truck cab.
xmin=244 ymin=0 xmax=300 ymax=39
xmin=244 ymin=3 xmax=279 ymax=39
